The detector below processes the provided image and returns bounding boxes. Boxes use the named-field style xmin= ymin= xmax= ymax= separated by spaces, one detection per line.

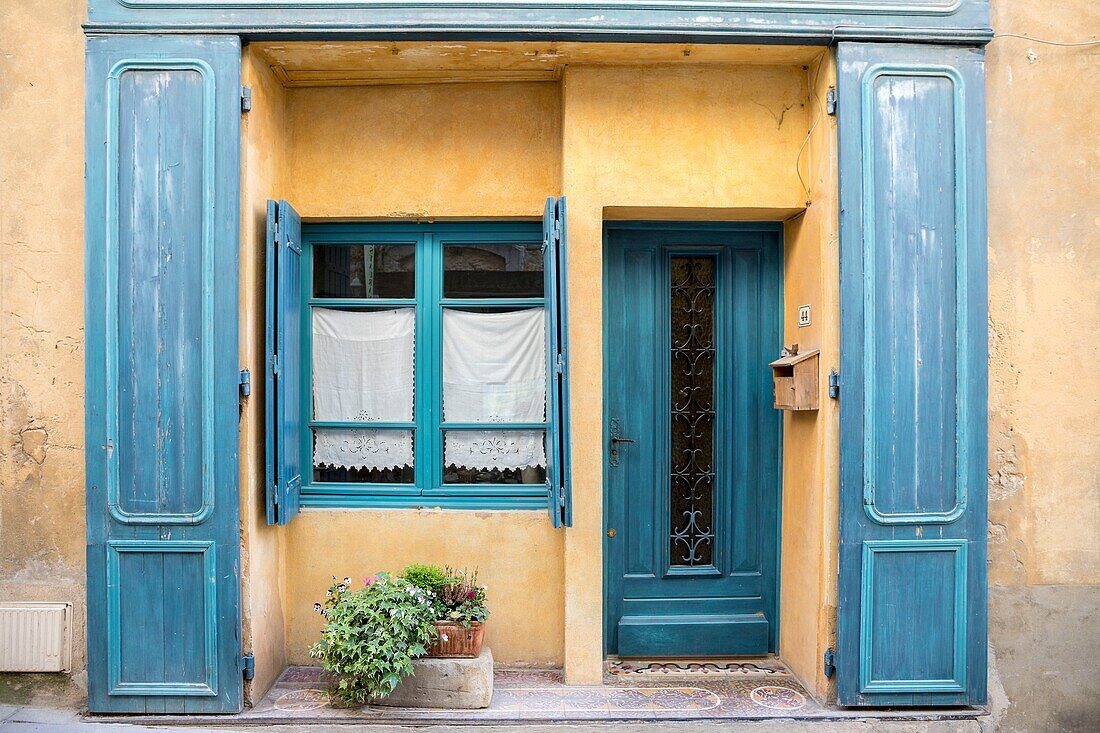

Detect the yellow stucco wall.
xmin=0 ymin=0 xmax=88 ymax=696
xmin=273 ymin=77 xmax=566 ymax=668
xmin=985 ymin=1 xmax=1100 ymax=589
xmin=559 ymin=62 xmax=813 ymax=683
xmin=238 ymin=48 xmax=290 ymax=703
xmin=778 ymin=51 xmax=840 ymax=700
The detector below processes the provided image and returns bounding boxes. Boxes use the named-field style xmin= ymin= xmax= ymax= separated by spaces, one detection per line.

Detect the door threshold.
xmin=605 ymin=655 xmax=791 ymax=680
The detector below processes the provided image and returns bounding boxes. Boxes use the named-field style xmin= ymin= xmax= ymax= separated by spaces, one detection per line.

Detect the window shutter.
xmin=544 ymin=196 xmax=573 ymax=527
xmin=835 ymin=43 xmax=987 ymax=706
xmin=265 ymin=200 xmax=303 ymax=525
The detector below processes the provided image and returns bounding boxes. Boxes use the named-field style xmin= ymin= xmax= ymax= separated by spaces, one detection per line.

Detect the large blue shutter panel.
xmin=265 ymin=200 xmax=303 ymax=525
xmin=836 ymin=42 xmax=988 ymax=707
xmin=84 ymin=34 xmax=243 ymax=713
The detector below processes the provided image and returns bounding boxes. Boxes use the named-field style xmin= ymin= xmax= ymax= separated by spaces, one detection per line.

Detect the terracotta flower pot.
xmin=427 ymin=621 xmax=484 ymax=658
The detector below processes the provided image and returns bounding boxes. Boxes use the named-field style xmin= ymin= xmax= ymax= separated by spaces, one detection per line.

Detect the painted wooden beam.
xmin=86 ymin=0 xmax=992 ymax=45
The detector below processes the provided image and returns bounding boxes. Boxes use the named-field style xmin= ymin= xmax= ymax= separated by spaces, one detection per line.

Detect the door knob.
xmin=610 ymin=436 xmax=636 ymax=445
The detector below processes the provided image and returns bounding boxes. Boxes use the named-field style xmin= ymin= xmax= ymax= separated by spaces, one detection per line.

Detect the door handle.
xmin=609 ymin=418 xmax=635 ymax=468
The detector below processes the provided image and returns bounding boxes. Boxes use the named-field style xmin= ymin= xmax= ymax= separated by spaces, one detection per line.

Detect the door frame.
xmin=600 ymin=220 xmax=785 ymax=658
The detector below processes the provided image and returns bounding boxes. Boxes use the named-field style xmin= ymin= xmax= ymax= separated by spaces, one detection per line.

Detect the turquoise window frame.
xmin=299 ymin=221 xmax=551 ymax=510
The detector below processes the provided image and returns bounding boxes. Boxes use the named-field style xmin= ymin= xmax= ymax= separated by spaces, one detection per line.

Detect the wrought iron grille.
xmin=669 ymin=256 xmax=717 ymax=567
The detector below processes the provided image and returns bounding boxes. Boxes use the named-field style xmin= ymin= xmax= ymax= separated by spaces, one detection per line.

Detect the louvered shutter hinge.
xmin=241 ymin=653 xmax=255 ymax=680
xmin=239 ymin=368 xmax=251 ymax=398
xmin=825 ymin=87 xmax=837 ymax=116
xmin=241 ymin=86 xmax=252 ymax=113
xmin=823 ymin=648 xmax=836 ymax=678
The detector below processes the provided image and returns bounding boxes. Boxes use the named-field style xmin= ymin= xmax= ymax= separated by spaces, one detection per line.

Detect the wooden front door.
xmin=603 ymin=223 xmax=783 ymax=657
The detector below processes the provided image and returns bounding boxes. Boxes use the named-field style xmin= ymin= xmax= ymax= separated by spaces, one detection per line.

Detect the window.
xmin=266 ymin=200 xmax=571 ymax=523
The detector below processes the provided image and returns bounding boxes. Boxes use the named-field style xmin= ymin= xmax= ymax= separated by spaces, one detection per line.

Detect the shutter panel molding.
xmin=835 ymin=43 xmax=988 ymax=707
xmin=544 ymin=196 xmax=573 ymax=527
xmin=265 ymin=200 xmax=304 ymax=526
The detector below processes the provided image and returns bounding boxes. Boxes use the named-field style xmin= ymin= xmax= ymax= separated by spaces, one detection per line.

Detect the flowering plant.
xmin=308 ymin=573 xmax=437 ymax=704
xmin=433 ymin=567 xmax=489 ymax=628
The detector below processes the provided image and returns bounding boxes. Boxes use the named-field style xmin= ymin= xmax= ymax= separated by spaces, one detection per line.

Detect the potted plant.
xmin=404 ymin=564 xmax=489 ymax=658
xmin=309 ymin=574 xmax=437 ymax=705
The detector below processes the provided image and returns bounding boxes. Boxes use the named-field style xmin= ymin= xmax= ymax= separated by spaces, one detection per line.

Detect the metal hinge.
xmin=825 ymin=87 xmax=837 ymax=116
xmin=272 ymin=484 xmax=279 ymax=506
xmin=272 ymin=354 xmax=281 ymax=377
xmin=823 ymin=648 xmax=836 ymax=678
xmin=241 ymin=653 xmax=255 ymax=680
xmin=241 ymin=86 xmax=252 ymax=113
xmin=239 ymin=368 xmax=251 ymax=398
xmin=828 ymin=370 xmax=840 ymax=400
xmin=555 ymin=353 xmax=565 ymax=374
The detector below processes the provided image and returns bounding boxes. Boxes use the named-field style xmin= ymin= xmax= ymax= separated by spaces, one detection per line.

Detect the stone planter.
xmin=427 ymin=621 xmax=484 ymax=658
xmin=376 ymin=647 xmax=493 ymax=709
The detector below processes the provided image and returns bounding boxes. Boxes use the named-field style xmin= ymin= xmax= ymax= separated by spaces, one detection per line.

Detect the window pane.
xmin=443 ymin=431 xmax=547 ymax=484
xmin=313 ymin=243 xmax=415 ymax=299
xmin=312 ymin=429 xmax=414 ymax=484
xmin=442 ymin=307 xmax=546 ymax=423
xmin=312 ymin=307 xmax=414 ymax=422
xmin=443 ymin=243 xmax=543 ymax=298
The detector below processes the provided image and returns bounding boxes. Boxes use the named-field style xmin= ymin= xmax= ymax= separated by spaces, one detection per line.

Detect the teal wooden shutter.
xmin=85 ymin=34 xmax=243 ymax=713
xmin=544 ymin=196 xmax=572 ymax=527
xmin=265 ymin=200 xmax=303 ymax=525
xmin=836 ymin=43 xmax=988 ymax=707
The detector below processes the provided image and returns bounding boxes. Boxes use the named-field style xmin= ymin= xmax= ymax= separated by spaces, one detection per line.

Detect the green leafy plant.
xmin=435 ymin=567 xmax=489 ymax=628
xmin=309 ymin=574 xmax=437 ymax=704
xmin=401 ymin=563 xmax=451 ymax=594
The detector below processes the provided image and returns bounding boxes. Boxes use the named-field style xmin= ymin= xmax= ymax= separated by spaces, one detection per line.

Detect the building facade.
xmin=0 ymin=0 xmax=1096 ymax=729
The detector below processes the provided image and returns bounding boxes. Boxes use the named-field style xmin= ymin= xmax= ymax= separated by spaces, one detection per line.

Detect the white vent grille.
xmin=0 ymin=602 xmax=72 ymax=672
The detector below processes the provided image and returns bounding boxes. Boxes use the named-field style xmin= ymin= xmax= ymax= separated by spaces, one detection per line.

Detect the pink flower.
xmin=364 ymin=575 xmax=378 ymax=586
xmin=466 ymin=590 xmax=476 ymax=599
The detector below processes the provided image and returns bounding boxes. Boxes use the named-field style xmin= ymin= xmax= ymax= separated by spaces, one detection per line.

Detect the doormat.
xmin=606 ymin=659 xmax=790 ymax=677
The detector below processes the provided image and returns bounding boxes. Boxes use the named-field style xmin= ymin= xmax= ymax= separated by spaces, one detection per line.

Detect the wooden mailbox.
xmin=769 ymin=348 xmax=820 ymax=411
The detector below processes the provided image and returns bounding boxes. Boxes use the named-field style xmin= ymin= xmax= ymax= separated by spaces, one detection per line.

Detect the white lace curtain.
xmin=310 ymin=306 xmax=546 ymax=474
xmin=442 ymin=308 xmax=546 ymax=471
xmin=312 ymin=308 xmax=415 ymax=471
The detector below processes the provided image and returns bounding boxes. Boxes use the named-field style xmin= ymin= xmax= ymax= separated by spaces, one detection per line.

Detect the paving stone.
xmin=376 ymin=647 xmax=493 ymax=709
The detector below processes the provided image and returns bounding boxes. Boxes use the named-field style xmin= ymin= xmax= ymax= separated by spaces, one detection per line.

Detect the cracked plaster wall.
xmin=984 ymin=0 xmax=1100 ymax=730
xmin=0 ymin=0 xmax=89 ymax=687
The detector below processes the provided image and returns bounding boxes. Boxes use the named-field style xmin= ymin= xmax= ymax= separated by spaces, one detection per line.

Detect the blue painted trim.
xmin=86 ymin=0 xmax=993 ymax=44
xmin=859 ymin=63 xmax=968 ymax=527
xmin=858 ymin=539 xmax=967 ymax=693
xmin=111 ymin=0 xmax=966 ymax=14
xmin=103 ymin=58 xmax=217 ymax=526
xmin=300 ymin=495 xmax=550 ymax=510
xmin=299 ymin=220 xmax=556 ymax=511
xmin=106 ymin=540 xmax=218 ymax=696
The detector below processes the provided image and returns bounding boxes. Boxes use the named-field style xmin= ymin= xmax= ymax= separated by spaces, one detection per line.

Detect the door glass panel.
xmin=443 ymin=243 xmax=543 ymax=298
xmin=313 ymin=243 xmax=415 ymax=299
xmin=669 ymin=256 xmax=716 ymax=567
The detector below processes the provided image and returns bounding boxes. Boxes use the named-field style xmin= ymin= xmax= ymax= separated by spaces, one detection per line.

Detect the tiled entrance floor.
xmin=244 ymin=663 xmax=983 ymax=724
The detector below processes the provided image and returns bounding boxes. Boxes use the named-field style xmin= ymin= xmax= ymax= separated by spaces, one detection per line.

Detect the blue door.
xmin=604 ymin=224 xmax=782 ymax=657
xmin=85 ymin=34 xmax=243 ymax=713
